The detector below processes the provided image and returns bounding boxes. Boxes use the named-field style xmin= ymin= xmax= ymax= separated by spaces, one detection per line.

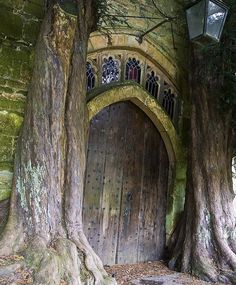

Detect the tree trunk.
xmin=0 ymin=199 xmax=9 ymax=234
xmin=169 ymin=47 xmax=236 ymax=284
xmin=0 ymin=2 xmax=115 ymax=284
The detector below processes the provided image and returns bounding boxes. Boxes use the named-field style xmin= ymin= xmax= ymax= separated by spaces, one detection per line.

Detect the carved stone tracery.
xmin=86 ymin=49 xmax=181 ymax=127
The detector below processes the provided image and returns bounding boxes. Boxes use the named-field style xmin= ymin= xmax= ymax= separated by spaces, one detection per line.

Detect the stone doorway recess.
xmin=83 ymin=101 xmax=169 ymax=265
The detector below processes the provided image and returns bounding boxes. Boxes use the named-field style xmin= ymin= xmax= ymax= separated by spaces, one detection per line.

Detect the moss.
xmin=0 ymin=111 xmax=23 ymax=136
xmin=0 ymin=7 xmax=24 ymax=38
xmin=4 ymin=78 xmax=27 ymax=91
xmin=0 ymin=45 xmax=32 ymax=82
xmin=19 ymin=62 xmax=32 ymax=82
xmin=17 ymin=90 xmax=28 ymax=97
xmin=166 ymin=160 xmax=187 ymax=236
xmin=0 ymin=170 xmax=12 ymax=200
xmin=77 ymin=250 xmax=93 ymax=282
xmin=22 ymin=21 xmax=40 ymax=44
xmin=0 ymin=188 xmax=11 ymax=200
xmin=0 ymin=135 xmax=15 ymax=163
xmin=23 ymin=0 xmax=44 ymax=20
xmin=0 ymin=0 xmax=24 ymax=10
xmin=0 ymin=161 xmax=14 ymax=172
xmin=0 ymin=86 xmax=14 ymax=94
xmin=0 ymin=97 xmax=26 ymax=114
xmin=0 ymin=78 xmax=7 ymax=86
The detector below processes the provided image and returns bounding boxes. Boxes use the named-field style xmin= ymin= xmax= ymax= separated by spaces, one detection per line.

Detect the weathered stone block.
xmin=20 ymin=62 xmax=32 ymax=82
xmin=23 ymin=0 xmax=44 ymax=20
xmin=0 ymin=97 xmax=26 ymax=114
xmin=0 ymin=170 xmax=12 ymax=201
xmin=0 ymin=78 xmax=7 ymax=86
xmin=0 ymin=86 xmax=14 ymax=94
xmin=0 ymin=0 xmax=24 ymax=10
xmin=0 ymin=111 xmax=23 ymax=136
xmin=0 ymin=135 xmax=15 ymax=162
xmin=4 ymin=78 xmax=27 ymax=91
xmin=22 ymin=21 xmax=40 ymax=44
xmin=0 ymin=46 xmax=31 ymax=82
xmin=0 ymin=7 xmax=24 ymax=38
xmin=0 ymin=161 xmax=13 ymax=172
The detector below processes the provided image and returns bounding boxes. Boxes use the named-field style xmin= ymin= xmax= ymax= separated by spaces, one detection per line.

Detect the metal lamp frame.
xmin=186 ymin=0 xmax=229 ymax=42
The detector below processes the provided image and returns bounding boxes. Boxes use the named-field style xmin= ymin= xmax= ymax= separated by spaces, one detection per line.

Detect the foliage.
xmin=95 ymin=0 xmax=130 ymax=37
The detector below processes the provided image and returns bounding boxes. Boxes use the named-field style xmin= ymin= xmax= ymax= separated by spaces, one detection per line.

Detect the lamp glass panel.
xmin=206 ymin=1 xmax=226 ymax=40
xmin=186 ymin=0 xmax=205 ymax=40
xmin=58 ymin=0 xmax=77 ymax=15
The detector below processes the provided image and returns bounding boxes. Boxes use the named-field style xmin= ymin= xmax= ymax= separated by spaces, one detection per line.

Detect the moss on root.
xmin=20 ymin=237 xmax=116 ymax=285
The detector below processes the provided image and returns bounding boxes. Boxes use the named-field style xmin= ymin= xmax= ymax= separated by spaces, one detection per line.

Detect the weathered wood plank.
xmin=97 ymin=103 xmax=125 ymax=264
xmin=117 ymin=102 xmax=144 ymax=264
xmin=154 ymin=139 xmax=169 ymax=258
xmin=137 ymin=121 xmax=169 ymax=262
xmin=82 ymin=107 xmax=110 ymax=254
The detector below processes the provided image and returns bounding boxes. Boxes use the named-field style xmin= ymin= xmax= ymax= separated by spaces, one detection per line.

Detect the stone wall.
xmin=0 ymin=0 xmax=43 ymax=202
xmin=107 ymin=0 xmax=189 ymax=70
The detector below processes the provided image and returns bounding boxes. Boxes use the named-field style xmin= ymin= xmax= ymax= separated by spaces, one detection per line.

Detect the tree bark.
xmin=169 ymin=47 xmax=236 ymax=284
xmin=0 ymin=199 xmax=9 ymax=234
xmin=0 ymin=2 xmax=115 ymax=284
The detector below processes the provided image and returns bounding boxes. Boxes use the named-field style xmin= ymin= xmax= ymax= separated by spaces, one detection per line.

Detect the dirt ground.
xmin=0 ymin=256 xmax=226 ymax=285
xmin=105 ymin=261 xmax=225 ymax=285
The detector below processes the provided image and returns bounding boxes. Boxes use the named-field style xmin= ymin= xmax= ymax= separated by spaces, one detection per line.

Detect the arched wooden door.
xmin=83 ymin=101 xmax=169 ymax=265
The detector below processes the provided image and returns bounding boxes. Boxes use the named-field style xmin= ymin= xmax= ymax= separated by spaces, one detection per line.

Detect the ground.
xmin=105 ymin=261 xmax=226 ymax=285
xmin=0 ymin=255 xmax=227 ymax=285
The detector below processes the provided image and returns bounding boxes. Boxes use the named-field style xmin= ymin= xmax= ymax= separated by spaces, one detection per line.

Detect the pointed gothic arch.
xmin=87 ymin=84 xmax=180 ymax=166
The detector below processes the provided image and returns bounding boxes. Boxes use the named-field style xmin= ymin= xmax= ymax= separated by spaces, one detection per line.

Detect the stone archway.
xmin=87 ymin=84 xmax=180 ymax=166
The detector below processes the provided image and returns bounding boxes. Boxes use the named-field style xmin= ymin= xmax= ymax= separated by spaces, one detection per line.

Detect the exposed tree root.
xmin=0 ymin=236 xmax=116 ymax=285
xmin=0 ymin=216 xmax=25 ymax=256
xmin=0 ymin=255 xmax=32 ymax=285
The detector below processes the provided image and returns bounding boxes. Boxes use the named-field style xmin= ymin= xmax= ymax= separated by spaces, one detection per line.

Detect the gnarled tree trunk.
xmin=169 ymin=46 xmax=236 ymax=284
xmin=0 ymin=1 xmax=115 ymax=284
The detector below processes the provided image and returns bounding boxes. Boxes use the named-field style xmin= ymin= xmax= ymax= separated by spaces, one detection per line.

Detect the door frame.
xmin=86 ymin=84 xmax=186 ymax=237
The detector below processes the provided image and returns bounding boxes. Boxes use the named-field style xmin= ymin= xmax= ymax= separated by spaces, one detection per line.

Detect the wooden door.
xmin=83 ymin=101 xmax=169 ymax=265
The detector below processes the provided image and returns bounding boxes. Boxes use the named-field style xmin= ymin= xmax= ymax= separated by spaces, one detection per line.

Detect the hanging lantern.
xmin=186 ymin=0 xmax=229 ymax=43
xmin=58 ymin=0 xmax=77 ymax=16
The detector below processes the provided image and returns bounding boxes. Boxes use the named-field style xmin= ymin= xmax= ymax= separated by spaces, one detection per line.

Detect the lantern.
xmin=58 ymin=0 xmax=77 ymax=16
xmin=186 ymin=0 xmax=229 ymax=43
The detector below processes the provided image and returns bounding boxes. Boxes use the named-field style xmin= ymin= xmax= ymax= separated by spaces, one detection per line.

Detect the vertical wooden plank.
xmin=137 ymin=119 xmax=169 ymax=262
xmin=137 ymin=121 xmax=160 ymax=262
xmin=154 ymin=139 xmax=169 ymax=257
xmin=117 ymin=102 xmax=145 ymax=264
xmin=97 ymin=103 xmax=125 ymax=265
xmin=82 ymin=107 xmax=110 ymax=255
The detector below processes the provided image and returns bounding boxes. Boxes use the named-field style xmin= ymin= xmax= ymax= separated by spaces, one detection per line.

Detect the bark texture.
xmin=0 ymin=2 xmax=115 ymax=284
xmin=0 ymin=199 xmax=9 ymax=234
xmin=169 ymin=47 xmax=236 ymax=284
